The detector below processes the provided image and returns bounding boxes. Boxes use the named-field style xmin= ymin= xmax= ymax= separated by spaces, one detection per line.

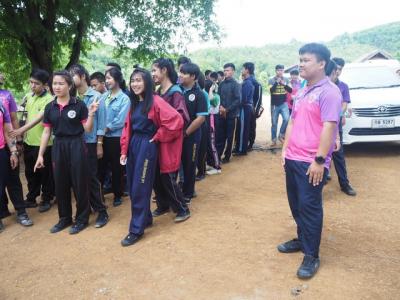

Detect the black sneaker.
xmin=195 ymin=174 xmax=205 ymax=181
xmin=184 ymin=197 xmax=191 ymax=205
xmin=0 ymin=219 xmax=4 ymax=233
xmin=113 ymin=197 xmax=123 ymax=207
xmin=192 ymin=191 xmax=197 ymax=198
xmin=38 ymin=201 xmax=51 ymax=213
xmin=50 ymin=219 xmax=72 ymax=233
xmin=16 ymin=213 xmax=33 ymax=227
xmin=221 ymin=157 xmax=230 ymax=164
xmin=174 ymin=210 xmax=191 ymax=223
xmin=121 ymin=233 xmax=142 ymax=247
xmin=69 ymin=222 xmax=88 ymax=234
xmin=341 ymin=185 xmax=357 ymax=196
xmin=24 ymin=200 xmax=38 ymax=208
xmin=297 ymin=255 xmax=320 ymax=279
xmin=95 ymin=211 xmax=109 ymax=228
xmin=152 ymin=207 xmax=169 ymax=217
xmin=277 ymin=239 xmax=302 ymax=253
xmin=326 ymin=173 xmax=332 ymax=181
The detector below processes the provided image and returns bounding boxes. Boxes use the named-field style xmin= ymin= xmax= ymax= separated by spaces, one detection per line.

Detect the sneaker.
xmin=121 ymin=233 xmax=142 ymax=247
xmin=206 ymin=165 xmax=213 ymax=171
xmin=232 ymin=152 xmax=247 ymax=156
xmin=113 ymin=197 xmax=123 ymax=207
xmin=174 ymin=211 xmax=191 ymax=223
xmin=326 ymin=173 xmax=332 ymax=181
xmin=192 ymin=191 xmax=197 ymax=198
xmin=152 ymin=207 xmax=170 ymax=217
xmin=16 ymin=213 xmax=33 ymax=227
xmin=0 ymin=219 xmax=4 ymax=233
xmin=24 ymin=200 xmax=38 ymax=208
xmin=196 ymin=174 xmax=205 ymax=181
xmin=297 ymin=255 xmax=320 ymax=279
xmin=38 ymin=201 xmax=51 ymax=213
xmin=69 ymin=222 xmax=88 ymax=234
xmin=95 ymin=211 xmax=109 ymax=228
xmin=152 ymin=196 xmax=157 ymax=203
xmin=206 ymin=168 xmax=221 ymax=176
xmin=184 ymin=197 xmax=191 ymax=205
xmin=50 ymin=219 xmax=72 ymax=233
xmin=221 ymin=157 xmax=230 ymax=164
xmin=277 ymin=238 xmax=302 ymax=253
xmin=341 ymin=185 xmax=357 ymax=196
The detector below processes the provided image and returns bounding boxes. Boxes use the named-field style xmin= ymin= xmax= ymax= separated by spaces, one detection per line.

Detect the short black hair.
xmin=177 ymin=56 xmax=191 ymax=66
xmin=30 ymin=68 xmax=50 ymax=85
xmin=243 ymin=62 xmax=255 ymax=75
xmin=290 ymin=69 xmax=299 ymax=76
xmin=205 ymin=70 xmax=212 ymax=76
xmin=223 ymin=63 xmax=235 ymax=71
xmin=106 ymin=62 xmax=122 ymax=71
xmin=299 ymin=43 xmax=331 ymax=71
xmin=275 ymin=64 xmax=284 ymax=70
xmin=325 ymin=60 xmax=338 ymax=76
xmin=209 ymin=72 xmax=218 ymax=81
xmin=332 ymin=57 xmax=345 ymax=67
xmin=90 ymin=72 xmax=106 ymax=83
xmin=69 ymin=64 xmax=90 ymax=85
xmin=180 ymin=63 xmax=200 ymax=80
xmin=217 ymin=71 xmax=224 ymax=77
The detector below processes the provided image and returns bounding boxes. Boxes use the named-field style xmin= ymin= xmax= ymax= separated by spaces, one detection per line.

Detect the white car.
xmin=341 ymin=59 xmax=400 ymax=145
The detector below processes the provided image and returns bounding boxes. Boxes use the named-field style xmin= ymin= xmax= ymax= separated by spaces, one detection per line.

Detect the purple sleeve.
xmin=319 ymin=88 xmax=342 ymax=123
xmin=2 ymin=108 xmax=11 ymax=123
xmin=7 ymin=93 xmax=18 ymax=113
xmin=341 ymin=82 xmax=351 ymax=103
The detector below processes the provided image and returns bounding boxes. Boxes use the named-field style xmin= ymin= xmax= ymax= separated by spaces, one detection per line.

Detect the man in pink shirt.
xmin=278 ymin=43 xmax=342 ymax=279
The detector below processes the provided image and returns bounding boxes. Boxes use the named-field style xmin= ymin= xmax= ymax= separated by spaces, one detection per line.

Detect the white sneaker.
xmin=206 ymin=168 xmax=221 ymax=175
xmin=206 ymin=165 xmax=214 ymax=171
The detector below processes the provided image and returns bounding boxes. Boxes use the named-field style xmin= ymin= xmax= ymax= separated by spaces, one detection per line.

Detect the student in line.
xmin=34 ymin=70 xmax=100 ymax=234
xmin=0 ymin=101 xmax=21 ymax=232
xmin=70 ymin=64 xmax=109 ymax=228
xmin=98 ymin=68 xmax=130 ymax=207
xmin=120 ymin=68 xmax=184 ymax=246
xmin=151 ymin=58 xmax=191 ymax=221
xmin=178 ymin=63 xmax=208 ymax=202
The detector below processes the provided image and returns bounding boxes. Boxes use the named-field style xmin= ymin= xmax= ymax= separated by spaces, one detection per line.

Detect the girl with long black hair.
xmin=151 ymin=58 xmax=190 ymax=222
xmin=120 ymin=68 xmax=184 ymax=246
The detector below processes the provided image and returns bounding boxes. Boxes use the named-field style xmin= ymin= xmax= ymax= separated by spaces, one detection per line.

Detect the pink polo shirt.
xmin=285 ymin=77 xmax=342 ymax=169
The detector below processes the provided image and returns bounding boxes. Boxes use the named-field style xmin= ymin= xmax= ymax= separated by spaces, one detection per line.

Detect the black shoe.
xmin=192 ymin=191 xmax=197 ymax=198
xmin=175 ymin=210 xmax=191 ymax=223
xmin=326 ymin=173 xmax=332 ymax=181
xmin=0 ymin=219 xmax=4 ymax=233
xmin=113 ymin=197 xmax=123 ymax=207
xmin=233 ymin=152 xmax=247 ymax=156
xmin=152 ymin=207 xmax=169 ymax=217
xmin=38 ymin=201 xmax=51 ymax=213
xmin=69 ymin=222 xmax=88 ymax=234
xmin=221 ymin=157 xmax=230 ymax=164
xmin=50 ymin=219 xmax=72 ymax=233
xmin=121 ymin=233 xmax=142 ymax=247
xmin=341 ymin=185 xmax=357 ymax=196
xmin=277 ymin=239 xmax=302 ymax=253
xmin=16 ymin=213 xmax=34 ymax=227
xmin=95 ymin=211 xmax=109 ymax=228
xmin=24 ymin=200 xmax=38 ymax=208
xmin=297 ymin=255 xmax=320 ymax=279
xmin=184 ymin=197 xmax=191 ymax=205
xmin=247 ymin=146 xmax=253 ymax=152
xmin=196 ymin=174 xmax=205 ymax=181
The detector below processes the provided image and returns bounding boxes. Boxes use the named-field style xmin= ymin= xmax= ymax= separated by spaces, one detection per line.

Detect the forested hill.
xmin=189 ymin=22 xmax=400 ymax=86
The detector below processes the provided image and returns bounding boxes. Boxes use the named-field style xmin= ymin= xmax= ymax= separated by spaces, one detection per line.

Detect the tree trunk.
xmin=65 ymin=19 xmax=86 ymax=70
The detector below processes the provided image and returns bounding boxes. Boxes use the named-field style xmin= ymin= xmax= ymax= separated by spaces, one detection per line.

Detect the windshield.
xmin=340 ymin=65 xmax=400 ymax=89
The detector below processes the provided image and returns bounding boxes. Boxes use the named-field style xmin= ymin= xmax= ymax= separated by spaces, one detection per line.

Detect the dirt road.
xmin=1 ymin=112 xmax=400 ymax=299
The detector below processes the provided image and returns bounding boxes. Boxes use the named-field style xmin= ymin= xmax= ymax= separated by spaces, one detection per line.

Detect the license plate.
xmin=371 ymin=119 xmax=395 ymax=128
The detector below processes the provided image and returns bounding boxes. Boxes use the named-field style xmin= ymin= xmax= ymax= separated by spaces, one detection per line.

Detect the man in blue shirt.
xmin=70 ymin=64 xmax=109 ymax=228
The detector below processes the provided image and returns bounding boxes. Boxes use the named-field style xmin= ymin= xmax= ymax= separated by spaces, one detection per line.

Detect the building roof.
xmin=354 ymin=50 xmax=393 ymax=62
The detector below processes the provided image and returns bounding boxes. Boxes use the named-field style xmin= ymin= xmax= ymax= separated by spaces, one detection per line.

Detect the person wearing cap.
xmin=268 ymin=64 xmax=292 ymax=147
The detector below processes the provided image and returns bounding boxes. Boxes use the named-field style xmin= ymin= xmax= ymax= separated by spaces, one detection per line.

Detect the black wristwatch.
xmin=314 ymin=156 xmax=325 ymax=165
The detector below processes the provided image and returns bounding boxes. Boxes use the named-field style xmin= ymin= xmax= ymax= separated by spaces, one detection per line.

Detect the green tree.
xmin=0 ymin=0 xmax=219 ymax=90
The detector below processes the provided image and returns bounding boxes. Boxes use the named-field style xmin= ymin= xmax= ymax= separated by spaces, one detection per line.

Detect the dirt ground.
xmin=1 ymin=111 xmax=400 ymax=300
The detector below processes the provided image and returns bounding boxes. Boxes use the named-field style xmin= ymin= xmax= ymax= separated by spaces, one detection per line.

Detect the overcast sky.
xmin=189 ymin=0 xmax=399 ymax=49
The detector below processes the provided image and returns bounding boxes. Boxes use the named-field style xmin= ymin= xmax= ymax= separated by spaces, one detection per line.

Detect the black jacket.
xmin=218 ymin=77 xmax=241 ymax=119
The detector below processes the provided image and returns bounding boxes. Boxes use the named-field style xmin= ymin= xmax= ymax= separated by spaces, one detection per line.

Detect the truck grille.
xmin=353 ymin=105 xmax=400 ymax=117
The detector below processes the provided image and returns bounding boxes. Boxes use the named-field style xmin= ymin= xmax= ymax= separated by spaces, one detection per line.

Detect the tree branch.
xmin=65 ymin=18 xmax=86 ymax=70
